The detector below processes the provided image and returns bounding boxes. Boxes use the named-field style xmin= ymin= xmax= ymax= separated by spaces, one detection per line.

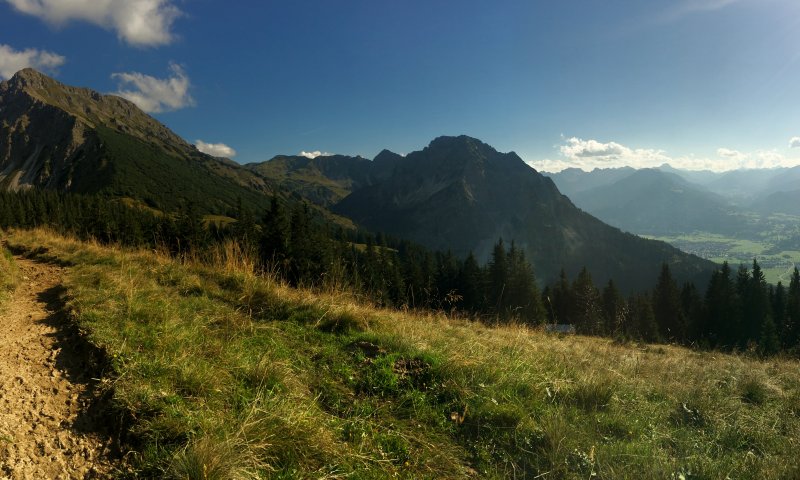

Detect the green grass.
xmin=646 ymin=232 xmax=800 ymax=284
xmin=7 ymin=228 xmax=800 ymax=479
xmin=0 ymin=240 xmax=17 ymax=307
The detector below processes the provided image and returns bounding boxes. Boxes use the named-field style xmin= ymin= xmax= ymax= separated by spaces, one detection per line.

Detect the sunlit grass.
xmin=0 ymin=237 xmax=17 ymax=307
xmin=6 ymin=228 xmax=800 ymax=479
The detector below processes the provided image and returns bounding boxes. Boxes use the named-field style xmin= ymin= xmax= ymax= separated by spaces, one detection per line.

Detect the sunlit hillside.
xmin=3 ymin=228 xmax=799 ymax=479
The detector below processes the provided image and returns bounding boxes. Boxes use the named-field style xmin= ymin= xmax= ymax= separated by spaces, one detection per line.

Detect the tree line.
xmin=2 ymin=189 xmax=798 ymax=356
xmin=0 ymin=191 xmax=543 ymax=319
xmin=543 ymin=261 xmax=800 ymax=356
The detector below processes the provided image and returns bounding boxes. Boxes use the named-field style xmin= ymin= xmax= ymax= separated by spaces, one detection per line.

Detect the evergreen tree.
xmin=572 ymin=267 xmax=601 ymax=334
xmin=786 ymin=268 xmax=800 ymax=349
xmin=652 ymin=263 xmax=685 ymax=342
xmin=771 ymin=283 xmax=787 ymax=345
xmin=601 ymin=279 xmax=624 ymax=336
xmin=630 ymin=293 xmax=658 ymax=342
xmin=457 ymin=253 xmax=485 ymax=313
xmin=436 ymin=250 xmax=461 ymax=310
xmin=760 ymin=316 xmax=780 ymax=356
xmin=287 ymin=204 xmax=331 ymax=286
xmin=232 ymin=197 xmax=258 ymax=250
xmin=743 ymin=259 xmax=770 ymax=348
xmin=505 ymin=242 xmax=544 ymax=324
xmin=174 ymin=201 xmax=206 ymax=255
xmin=550 ymin=269 xmax=574 ymax=325
xmin=487 ymin=239 xmax=509 ymax=316
xmin=260 ymin=196 xmax=290 ymax=273
xmin=680 ymin=282 xmax=703 ymax=343
xmin=704 ymin=262 xmax=740 ymax=348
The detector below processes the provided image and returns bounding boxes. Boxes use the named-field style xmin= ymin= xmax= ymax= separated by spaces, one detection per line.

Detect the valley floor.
xmin=0 ymin=254 xmax=113 ymax=479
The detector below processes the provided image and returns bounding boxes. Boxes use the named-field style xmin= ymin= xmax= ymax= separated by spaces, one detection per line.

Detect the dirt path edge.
xmin=0 ymin=251 xmax=118 ymax=479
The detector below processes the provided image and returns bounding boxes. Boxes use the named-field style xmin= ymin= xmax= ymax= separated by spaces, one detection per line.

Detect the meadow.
xmin=646 ymin=228 xmax=800 ymax=285
xmin=4 ymin=228 xmax=800 ymax=479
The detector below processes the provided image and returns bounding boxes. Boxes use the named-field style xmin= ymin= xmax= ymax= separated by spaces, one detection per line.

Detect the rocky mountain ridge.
xmin=0 ymin=68 xmax=272 ymax=212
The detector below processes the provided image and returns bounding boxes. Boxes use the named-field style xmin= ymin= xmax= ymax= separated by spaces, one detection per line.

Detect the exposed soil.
xmin=0 ymin=256 xmax=114 ymax=479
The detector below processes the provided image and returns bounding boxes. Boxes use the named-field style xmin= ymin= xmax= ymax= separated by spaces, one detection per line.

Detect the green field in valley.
xmin=646 ymin=233 xmax=800 ymax=285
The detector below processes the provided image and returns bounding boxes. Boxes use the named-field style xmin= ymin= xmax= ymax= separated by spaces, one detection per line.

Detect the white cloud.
xmin=554 ymin=137 xmax=671 ymax=169
xmin=529 ymin=137 xmax=800 ymax=173
xmin=561 ymin=138 xmax=627 ymax=158
xmin=790 ymin=137 xmax=800 ymax=148
xmin=0 ymin=43 xmax=65 ymax=79
xmin=195 ymin=140 xmax=236 ymax=158
xmin=4 ymin=0 xmax=180 ymax=47
xmin=716 ymin=148 xmax=747 ymax=161
xmin=110 ymin=63 xmax=194 ymax=113
xmin=299 ymin=150 xmax=333 ymax=159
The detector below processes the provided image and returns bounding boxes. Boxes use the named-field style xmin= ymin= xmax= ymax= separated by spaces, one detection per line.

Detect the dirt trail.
xmin=0 ymin=256 xmax=113 ymax=479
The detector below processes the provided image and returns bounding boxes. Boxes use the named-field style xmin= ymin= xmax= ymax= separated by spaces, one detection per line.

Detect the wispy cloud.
xmin=4 ymin=0 xmax=181 ymax=47
xmin=790 ymin=137 xmax=800 ymax=148
xmin=299 ymin=150 xmax=333 ymax=159
xmin=0 ymin=43 xmax=65 ymax=79
xmin=529 ymin=137 xmax=800 ymax=172
xmin=110 ymin=63 xmax=194 ymax=113
xmin=658 ymin=0 xmax=742 ymax=22
xmin=195 ymin=140 xmax=236 ymax=158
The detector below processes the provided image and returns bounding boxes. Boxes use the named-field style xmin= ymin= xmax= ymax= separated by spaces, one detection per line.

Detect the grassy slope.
xmin=6 ymin=229 xmax=800 ymax=479
xmin=0 ymin=241 xmax=17 ymax=307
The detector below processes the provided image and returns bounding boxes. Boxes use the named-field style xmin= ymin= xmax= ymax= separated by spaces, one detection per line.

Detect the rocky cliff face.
xmin=1 ymin=70 xmax=94 ymax=190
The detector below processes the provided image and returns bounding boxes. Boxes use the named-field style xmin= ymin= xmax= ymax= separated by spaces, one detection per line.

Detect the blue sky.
xmin=2 ymin=0 xmax=800 ymax=171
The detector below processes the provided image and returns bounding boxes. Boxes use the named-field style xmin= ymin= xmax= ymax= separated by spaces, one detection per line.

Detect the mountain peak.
xmin=4 ymin=68 xmax=58 ymax=93
xmin=1 ymin=68 xmax=192 ymax=156
xmin=373 ymin=149 xmax=403 ymax=163
xmin=427 ymin=135 xmax=486 ymax=150
xmin=10 ymin=67 xmax=47 ymax=81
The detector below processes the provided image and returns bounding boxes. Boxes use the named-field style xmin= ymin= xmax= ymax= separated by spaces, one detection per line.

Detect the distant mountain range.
xmin=546 ymin=164 xmax=800 ymax=235
xmin=547 ymin=168 xmax=744 ymax=235
xmin=0 ymin=69 xmax=716 ymax=291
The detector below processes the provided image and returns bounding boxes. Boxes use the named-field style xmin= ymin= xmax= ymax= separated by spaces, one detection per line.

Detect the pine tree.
xmin=680 ymin=282 xmax=703 ymax=343
xmin=630 ymin=293 xmax=658 ymax=342
xmin=487 ymin=239 xmax=509 ymax=317
xmin=505 ymin=242 xmax=544 ymax=324
xmin=704 ymin=262 xmax=740 ymax=348
xmin=550 ymin=269 xmax=574 ymax=326
xmin=759 ymin=315 xmax=780 ymax=356
xmin=652 ymin=263 xmax=685 ymax=342
xmin=787 ymin=268 xmax=800 ymax=349
xmin=744 ymin=259 xmax=770 ymax=347
xmin=572 ymin=267 xmax=601 ymax=334
xmin=232 ymin=197 xmax=258 ymax=251
xmin=260 ymin=196 xmax=290 ymax=274
xmin=601 ymin=279 xmax=624 ymax=336
xmin=457 ymin=252 xmax=485 ymax=313
xmin=771 ymin=283 xmax=787 ymax=345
